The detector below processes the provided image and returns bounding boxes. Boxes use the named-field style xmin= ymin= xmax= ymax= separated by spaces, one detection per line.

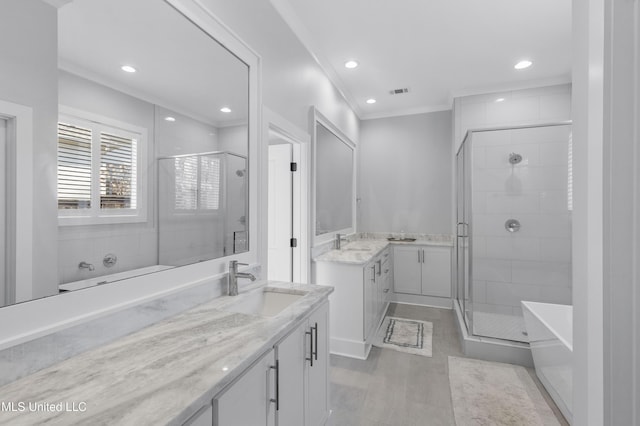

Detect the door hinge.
xmin=290 ymin=162 xmax=298 ymax=172
xmin=290 ymin=238 xmax=298 ymax=248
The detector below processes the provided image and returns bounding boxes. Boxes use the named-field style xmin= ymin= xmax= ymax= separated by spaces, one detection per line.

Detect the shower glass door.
xmin=455 ymin=135 xmax=473 ymax=330
xmin=469 ymin=124 xmax=572 ymax=343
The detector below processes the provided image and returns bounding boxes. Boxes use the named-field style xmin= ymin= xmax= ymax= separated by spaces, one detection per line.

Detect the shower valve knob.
xmin=505 ymin=219 xmax=521 ymax=233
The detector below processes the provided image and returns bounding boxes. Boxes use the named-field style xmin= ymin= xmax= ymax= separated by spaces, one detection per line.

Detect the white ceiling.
xmin=271 ymin=0 xmax=572 ymax=120
xmin=58 ymin=0 xmax=249 ymax=126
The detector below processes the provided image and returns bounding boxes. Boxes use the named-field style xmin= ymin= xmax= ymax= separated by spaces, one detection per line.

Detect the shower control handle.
xmin=505 ymin=219 xmax=521 ymax=233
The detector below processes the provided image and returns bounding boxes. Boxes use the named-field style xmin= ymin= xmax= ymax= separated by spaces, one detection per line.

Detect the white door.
xmin=421 ymin=247 xmax=452 ymax=298
xmin=363 ymin=262 xmax=377 ymax=341
xmin=214 ymin=349 xmax=275 ymax=426
xmin=0 ymin=118 xmax=5 ymax=307
xmin=393 ymin=246 xmax=422 ymax=294
xmin=275 ymin=323 xmax=305 ymax=426
xmin=305 ymin=302 xmax=330 ymax=426
xmin=268 ymin=143 xmax=293 ymax=281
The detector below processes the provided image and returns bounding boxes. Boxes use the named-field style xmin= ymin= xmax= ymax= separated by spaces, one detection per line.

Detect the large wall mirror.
xmin=0 ymin=0 xmax=252 ymax=307
xmin=312 ymin=109 xmax=356 ymax=245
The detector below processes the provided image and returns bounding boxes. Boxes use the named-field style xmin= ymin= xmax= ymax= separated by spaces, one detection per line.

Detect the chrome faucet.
xmin=335 ymin=233 xmax=347 ymax=250
xmin=228 ymin=260 xmax=256 ymax=296
xmin=78 ymin=261 xmax=95 ymax=271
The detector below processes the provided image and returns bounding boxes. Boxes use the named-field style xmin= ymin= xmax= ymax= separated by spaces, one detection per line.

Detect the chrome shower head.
xmin=508 ymin=153 xmax=523 ymax=165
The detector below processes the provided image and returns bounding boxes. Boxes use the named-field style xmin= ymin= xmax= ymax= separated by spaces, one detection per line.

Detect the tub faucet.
xmin=78 ymin=261 xmax=95 ymax=271
xmin=228 ymin=260 xmax=256 ymax=296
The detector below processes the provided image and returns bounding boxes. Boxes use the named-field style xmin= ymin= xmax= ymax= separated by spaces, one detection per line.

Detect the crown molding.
xmin=359 ymin=104 xmax=452 ymax=120
xmin=41 ymin=0 xmax=73 ymax=9
xmin=450 ymin=75 xmax=572 ymax=99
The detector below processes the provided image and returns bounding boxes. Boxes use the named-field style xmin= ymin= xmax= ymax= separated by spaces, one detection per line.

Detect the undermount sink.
xmin=225 ymin=289 xmax=306 ymax=317
xmin=341 ymin=247 xmax=372 ymax=252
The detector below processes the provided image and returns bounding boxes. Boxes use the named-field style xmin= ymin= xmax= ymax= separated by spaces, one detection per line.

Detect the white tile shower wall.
xmin=470 ymin=125 xmax=572 ymax=315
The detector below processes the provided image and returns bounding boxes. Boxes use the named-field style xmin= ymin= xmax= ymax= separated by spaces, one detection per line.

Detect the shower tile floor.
xmin=472 ymin=311 xmax=530 ymax=342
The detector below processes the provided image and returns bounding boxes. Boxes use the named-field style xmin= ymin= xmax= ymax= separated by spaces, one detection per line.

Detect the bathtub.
xmin=59 ymin=265 xmax=174 ymax=292
xmin=522 ymin=301 xmax=573 ymax=424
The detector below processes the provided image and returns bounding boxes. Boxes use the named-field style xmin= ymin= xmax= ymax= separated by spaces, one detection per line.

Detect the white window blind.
xmin=57 ymin=122 xmax=92 ymax=210
xmin=57 ymin=110 xmax=146 ymax=225
xmin=174 ymin=155 xmax=220 ymax=210
xmin=199 ymin=156 xmax=220 ymax=210
xmin=100 ymin=131 xmax=137 ymax=209
xmin=174 ymin=157 xmax=198 ymax=210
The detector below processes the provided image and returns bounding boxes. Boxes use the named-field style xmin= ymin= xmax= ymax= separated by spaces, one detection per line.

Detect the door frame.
xmin=0 ymin=99 xmax=33 ymax=304
xmin=263 ymin=108 xmax=310 ymax=283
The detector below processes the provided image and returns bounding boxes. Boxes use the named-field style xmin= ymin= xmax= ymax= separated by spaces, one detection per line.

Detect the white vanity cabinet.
xmin=393 ymin=245 xmax=451 ymax=298
xmin=315 ymin=248 xmax=390 ymax=359
xmin=214 ymin=349 xmax=276 ymax=426
xmin=277 ymin=301 xmax=329 ymax=426
xmin=212 ymin=301 xmax=330 ymax=426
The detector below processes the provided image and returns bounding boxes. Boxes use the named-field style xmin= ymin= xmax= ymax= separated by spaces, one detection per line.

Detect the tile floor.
xmin=328 ymin=303 xmax=568 ymax=426
xmin=472 ymin=311 xmax=529 ymax=342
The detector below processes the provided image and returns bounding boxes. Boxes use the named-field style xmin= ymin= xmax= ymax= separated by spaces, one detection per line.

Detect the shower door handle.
xmin=457 ymin=222 xmax=467 ymax=238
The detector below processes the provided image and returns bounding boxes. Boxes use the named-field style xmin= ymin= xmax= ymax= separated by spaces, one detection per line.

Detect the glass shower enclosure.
xmin=456 ymin=124 xmax=572 ymax=343
xmin=157 ymin=151 xmax=248 ymax=267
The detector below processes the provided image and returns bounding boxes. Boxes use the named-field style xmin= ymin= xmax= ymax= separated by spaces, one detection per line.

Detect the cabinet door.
xmin=214 ymin=349 xmax=275 ymax=426
xmin=183 ymin=405 xmax=212 ymax=426
xmin=380 ymin=257 xmax=391 ymax=312
xmin=393 ymin=246 xmax=422 ymax=295
xmin=363 ymin=261 xmax=377 ymax=341
xmin=276 ymin=323 xmax=305 ymax=426
xmin=306 ymin=302 xmax=330 ymax=426
xmin=421 ymin=247 xmax=452 ymax=298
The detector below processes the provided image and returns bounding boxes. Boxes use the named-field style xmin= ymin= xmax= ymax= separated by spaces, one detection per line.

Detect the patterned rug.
xmin=372 ymin=316 xmax=433 ymax=357
xmin=448 ymin=356 xmax=561 ymax=425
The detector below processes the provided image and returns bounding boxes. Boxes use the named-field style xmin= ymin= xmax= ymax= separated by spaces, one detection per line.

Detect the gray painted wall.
xmin=358 ymin=111 xmax=452 ymax=234
xmin=0 ymin=0 xmax=58 ymax=299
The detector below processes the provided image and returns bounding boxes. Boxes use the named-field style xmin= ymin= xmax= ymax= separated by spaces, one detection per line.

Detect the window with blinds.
xmin=58 ymin=122 xmax=92 ymax=210
xmin=100 ymin=131 xmax=137 ymax=209
xmin=57 ymin=111 xmax=146 ymax=225
xmin=174 ymin=155 xmax=220 ymax=211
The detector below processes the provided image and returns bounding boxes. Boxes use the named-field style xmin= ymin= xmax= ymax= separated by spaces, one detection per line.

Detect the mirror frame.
xmin=310 ymin=107 xmax=357 ymax=246
xmin=0 ymin=0 xmax=262 ymax=350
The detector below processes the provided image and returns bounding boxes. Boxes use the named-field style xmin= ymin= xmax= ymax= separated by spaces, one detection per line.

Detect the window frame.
xmin=57 ymin=106 xmax=148 ymax=226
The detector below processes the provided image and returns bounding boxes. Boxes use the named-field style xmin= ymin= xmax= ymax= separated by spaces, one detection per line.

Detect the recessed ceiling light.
xmin=164 ymin=116 xmax=176 ymax=122
xmin=514 ymin=60 xmax=533 ymax=70
xmin=121 ymin=65 xmax=137 ymax=73
xmin=344 ymin=60 xmax=359 ymax=69
xmin=495 ymin=98 xmax=505 ymax=103
xmin=220 ymin=107 xmax=232 ymax=113
xmin=366 ymin=98 xmax=376 ymax=104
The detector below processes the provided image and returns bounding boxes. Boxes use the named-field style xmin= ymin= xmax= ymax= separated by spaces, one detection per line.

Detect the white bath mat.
xmin=372 ymin=316 xmax=433 ymax=357
xmin=448 ymin=356 xmax=561 ymax=426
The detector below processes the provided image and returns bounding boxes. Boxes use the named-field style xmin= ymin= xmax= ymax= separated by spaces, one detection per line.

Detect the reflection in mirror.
xmin=158 ymin=152 xmax=248 ymax=266
xmin=314 ymin=121 xmax=355 ymax=237
xmin=0 ymin=0 xmax=250 ymax=306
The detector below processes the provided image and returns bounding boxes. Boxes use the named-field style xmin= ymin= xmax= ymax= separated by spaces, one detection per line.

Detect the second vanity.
xmin=0 ymin=281 xmax=332 ymax=426
xmin=313 ymin=236 xmax=452 ymax=359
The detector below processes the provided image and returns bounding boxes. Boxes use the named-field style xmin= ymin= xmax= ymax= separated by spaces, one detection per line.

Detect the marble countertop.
xmin=313 ymin=237 xmax=453 ymax=265
xmin=0 ymin=281 xmax=332 ymax=426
